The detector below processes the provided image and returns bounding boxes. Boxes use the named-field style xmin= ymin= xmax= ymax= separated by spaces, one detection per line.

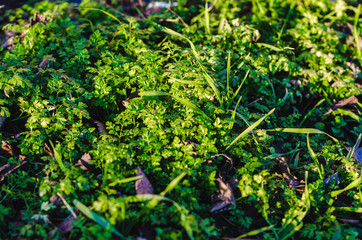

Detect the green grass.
xmin=0 ymin=0 xmax=361 ymax=239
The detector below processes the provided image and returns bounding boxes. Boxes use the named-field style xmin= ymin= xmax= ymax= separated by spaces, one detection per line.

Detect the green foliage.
xmin=0 ymin=0 xmax=361 ymax=239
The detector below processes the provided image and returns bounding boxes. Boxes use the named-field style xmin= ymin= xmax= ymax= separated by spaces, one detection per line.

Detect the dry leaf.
xmin=324 ymin=96 xmax=359 ymax=115
xmin=345 ymin=147 xmax=362 ymax=163
xmin=211 ymin=154 xmax=234 ymax=167
xmin=274 ymin=156 xmax=300 ymax=188
xmin=93 ymin=119 xmax=107 ymax=133
xmin=39 ymin=55 xmax=53 ymax=69
xmin=135 ymin=167 xmax=154 ymax=194
xmin=0 ymin=157 xmax=28 ymax=182
xmin=1 ymin=36 xmax=14 ymax=49
xmin=57 ymin=215 xmax=76 ymax=233
xmin=337 ymin=218 xmax=360 ymax=224
xmin=324 ymin=172 xmax=340 ymax=185
xmin=210 ymin=178 xmax=236 ymax=213
xmin=74 ymin=153 xmax=92 ymax=171
xmin=1 ymin=140 xmax=17 ymax=157
xmin=30 ymin=12 xmax=49 ymax=25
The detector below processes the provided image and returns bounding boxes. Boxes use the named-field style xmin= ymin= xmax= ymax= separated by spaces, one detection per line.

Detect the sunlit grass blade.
xmin=267 ymin=128 xmax=338 ymax=142
xmin=73 ymin=199 xmax=125 ymax=239
xmin=139 ymin=91 xmax=169 ymax=97
xmin=160 ymin=172 xmax=187 ymax=196
xmin=79 ymin=7 xmax=122 ymax=25
xmin=278 ymin=171 xmax=310 ymax=240
xmin=226 ymin=51 xmax=231 ymax=98
xmin=203 ymin=73 xmax=222 ymax=104
xmin=353 ymin=4 xmax=362 ymax=60
xmin=234 ymin=224 xmax=275 ymax=239
xmin=347 ymin=133 xmax=361 ymax=159
xmin=163 ymin=27 xmax=222 ymax=104
xmin=49 ymin=140 xmax=66 ymax=173
xmin=140 ymin=91 xmax=209 ymax=119
xmin=334 ymin=109 xmax=362 ymax=123
xmin=257 ymin=43 xmax=283 ymax=51
xmin=298 ymin=99 xmax=325 ymax=127
xmin=273 ymin=88 xmax=289 ymax=108
xmin=204 ymin=1 xmax=210 ymax=34
xmin=226 ymin=69 xmax=250 ymax=110
xmin=226 ymin=108 xmax=275 ymax=150
xmin=331 ymin=175 xmax=362 ymax=197
xmin=306 ymin=134 xmax=324 ymax=180
xmin=109 ymin=176 xmax=142 ymax=187
xmin=334 ymin=207 xmax=362 ymax=213
xmin=125 ymin=194 xmax=194 ymax=240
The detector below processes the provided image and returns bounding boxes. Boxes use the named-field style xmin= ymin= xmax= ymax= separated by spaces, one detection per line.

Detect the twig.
xmin=56 ymin=193 xmax=77 ymax=219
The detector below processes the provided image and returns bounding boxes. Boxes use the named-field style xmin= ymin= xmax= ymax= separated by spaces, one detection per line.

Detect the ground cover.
xmin=0 ymin=0 xmax=361 ymax=239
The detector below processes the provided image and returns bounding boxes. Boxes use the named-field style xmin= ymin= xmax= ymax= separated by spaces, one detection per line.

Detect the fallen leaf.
xmin=324 ymin=96 xmax=359 ymax=115
xmin=210 ymin=178 xmax=236 ymax=213
xmin=337 ymin=218 xmax=360 ymax=224
xmin=135 ymin=167 xmax=154 ymax=194
xmin=30 ymin=12 xmax=49 ymax=25
xmin=1 ymin=36 xmax=14 ymax=49
xmin=39 ymin=55 xmax=53 ymax=69
xmin=57 ymin=215 xmax=76 ymax=233
xmin=0 ymin=156 xmax=28 ymax=182
xmin=345 ymin=147 xmax=362 ymax=163
xmin=74 ymin=153 xmax=93 ymax=171
xmin=1 ymin=140 xmax=17 ymax=157
xmin=211 ymin=154 xmax=234 ymax=167
xmin=346 ymin=60 xmax=360 ymax=80
xmin=274 ymin=156 xmax=300 ymax=188
xmin=323 ymin=172 xmax=340 ymax=185
xmin=92 ymin=119 xmax=107 ymax=133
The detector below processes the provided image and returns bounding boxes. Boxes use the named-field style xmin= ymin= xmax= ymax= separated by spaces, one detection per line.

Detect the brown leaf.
xmin=39 ymin=55 xmax=53 ymax=69
xmin=210 ymin=178 xmax=236 ymax=213
xmin=1 ymin=140 xmax=17 ymax=157
xmin=135 ymin=167 xmax=154 ymax=195
xmin=0 ymin=157 xmax=28 ymax=182
xmin=324 ymin=172 xmax=340 ymax=185
xmin=1 ymin=36 xmax=14 ymax=49
xmin=30 ymin=12 xmax=49 ymax=25
xmin=211 ymin=154 xmax=234 ymax=167
xmin=324 ymin=96 xmax=359 ymax=115
xmin=274 ymin=156 xmax=300 ymax=188
xmin=57 ymin=215 xmax=76 ymax=233
xmin=93 ymin=119 xmax=107 ymax=133
xmin=345 ymin=147 xmax=362 ymax=163
xmin=74 ymin=153 xmax=92 ymax=171
xmin=337 ymin=218 xmax=360 ymax=224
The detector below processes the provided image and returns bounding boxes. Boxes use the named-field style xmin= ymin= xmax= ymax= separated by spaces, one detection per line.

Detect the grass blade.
xmin=298 ymin=99 xmax=325 ymax=127
xmin=163 ymin=27 xmax=222 ymax=104
xmin=234 ymin=224 xmax=275 ymax=239
xmin=79 ymin=7 xmax=122 ymax=25
xmin=204 ymin=1 xmax=210 ymax=34
xmin=226 ymin=51 xmax=231 ymax=98
xmin=160 ymin=172 xmax=187 ymax=196
xmin=139 ymin=91 xmax=169 ymax=97
xmin=140 ymin=91 xmax=209 ymax=119
xmin=307 ymin=134 xmax=324 ymax=180
xmin=335 ymin=207 xmax=362 ymax=213
xmin=49 ymin=141 xmax=66 ymax=173
xmin=346 ymin=133 xmax=362 ymax=159
xmin=227 ymin=108 xmax=275 ymax=149
xmin=266 ymin=128 xmax=338 ymax=142
xmin=353 ymin=4 xmax=362 ymax=60
xmin=226 ymin=69 xmax=250 ymax=110
xmin=125 ymin=194 xmax=194 ymax=240
xmin=73 ymin=199 xmax=125 ymax=239
xmin=331 ymin=176 xmax=362 ymax=197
